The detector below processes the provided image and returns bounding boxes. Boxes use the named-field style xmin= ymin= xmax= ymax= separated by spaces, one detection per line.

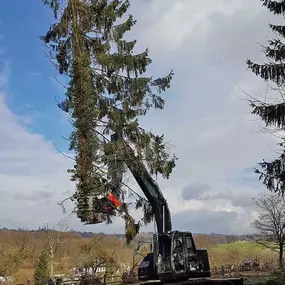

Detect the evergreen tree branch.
xmin=42 ymin=0 xmax=175 ymax=240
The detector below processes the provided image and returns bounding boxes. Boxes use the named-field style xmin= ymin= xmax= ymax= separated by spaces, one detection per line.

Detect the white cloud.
xmin=0 ymin=0 xmax=282 ymax=234
xmin=0 ymin=63 xmax=129 ymax=233
xmin=129 ymin=0 xmax=279 ymax=234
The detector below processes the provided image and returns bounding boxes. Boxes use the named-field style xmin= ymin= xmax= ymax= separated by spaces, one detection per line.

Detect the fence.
xmin=56 ymin=269 xmax=137 ymax=285
xmin=12 ymin=264 xmax=276 ymax=285
xmin=54 ymin=265 xmax=273 ymax=284
xmin=212 ymin=263 xmax=275 ymax=277
xmin=59 ymin=274 xmax=126 ymax=285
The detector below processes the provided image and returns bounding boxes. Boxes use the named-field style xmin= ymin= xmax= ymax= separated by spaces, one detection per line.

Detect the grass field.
xmin=215 ymin=240 xmax=263 ymax=255
xmin=209 ymin=241 xmax=278 ymax=267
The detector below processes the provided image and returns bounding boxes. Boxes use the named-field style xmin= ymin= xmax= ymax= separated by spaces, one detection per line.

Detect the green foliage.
xmin=215 ymin=241 xmax=260 ymax=252
xmin=247 ymin=1 xmax=285 ymax=87
xmin=261 ymin=1 xmax=285 ymax=17
xmin=34 ymin=251 xmax=49 ymax=285
xmin=254 ymin=151 xmax=285 ymax=194
xmin=265 ymin=270 xmax=285 ymax=285
xmin=212 ymin=240 xmax=277 ymax=268
xmin=0 ymin=243 xmax=21 ymax=276
xmin=42 ymin=0 xmax=176 ymax=240
xmin=134 ymin=197 xmax=153 ymax=225
xmin=246 ymin=0 xmax=285 ymax=195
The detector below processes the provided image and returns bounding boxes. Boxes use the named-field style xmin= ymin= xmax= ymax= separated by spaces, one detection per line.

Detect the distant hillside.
xmin=0 ymin=227 xmax=275 ymax=285
xmin=0 ymin=227 xmax=252 ymax=244
xmin=206 ymin=233 xmax=251 ymax=244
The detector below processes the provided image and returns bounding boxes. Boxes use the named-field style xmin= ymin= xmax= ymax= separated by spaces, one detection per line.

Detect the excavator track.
xmin=140 ymin=278 xmax=243 ymax=285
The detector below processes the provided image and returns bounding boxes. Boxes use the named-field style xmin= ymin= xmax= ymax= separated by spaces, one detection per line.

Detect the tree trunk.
xmin=50 ymin=255 xmax=54 ymax=277
xmin=279 ymin=244 xmax=283 ymax=268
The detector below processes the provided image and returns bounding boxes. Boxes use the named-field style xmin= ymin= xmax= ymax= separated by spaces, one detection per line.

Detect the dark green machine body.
xmin=138 ymin=231 xmax=210 ymax=282
xmin=89 ymin=133 xmax=243 ymax=285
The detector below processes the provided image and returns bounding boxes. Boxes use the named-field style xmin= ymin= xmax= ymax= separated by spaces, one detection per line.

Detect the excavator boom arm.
xmin=110 ymin=133 xmax=172 ymax=233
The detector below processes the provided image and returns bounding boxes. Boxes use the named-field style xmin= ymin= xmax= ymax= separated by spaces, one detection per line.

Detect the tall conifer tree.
xmin=247 ymin=0 xmax=285 ymax=195
xmin=42 ymin=0 xmax=176 ymax=239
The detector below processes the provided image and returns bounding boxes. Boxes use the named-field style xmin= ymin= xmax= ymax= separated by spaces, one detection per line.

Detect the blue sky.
xmin=0 ymin=0 xmax=280 ymax=233
xmin=0 ymin=1 xmax=70 ymax=151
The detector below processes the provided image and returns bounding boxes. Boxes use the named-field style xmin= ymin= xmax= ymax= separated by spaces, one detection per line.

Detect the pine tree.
xmin=42 ymin=0 xmax=176 ymax=240
xmin=247 ymin=0 xmax=285 ymax=195
xmin=34 ymin=251 xmax=49 ymax=285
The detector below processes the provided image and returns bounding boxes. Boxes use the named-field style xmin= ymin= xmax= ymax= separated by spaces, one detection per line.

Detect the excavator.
xmin=78 ymin=133 xmax=243 ymax=285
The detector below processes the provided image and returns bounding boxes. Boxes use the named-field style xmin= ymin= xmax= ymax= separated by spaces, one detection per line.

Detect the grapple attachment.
xmin=77 ymin=193 xmax=121 ymax=225
xmin=84 ymin=213 xmax=106 ymax=225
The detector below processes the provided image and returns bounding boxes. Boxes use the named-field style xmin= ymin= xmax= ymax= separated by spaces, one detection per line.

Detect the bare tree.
xmin=0 ymin=244 xmax=20 ymax=277
xmin=11 ymin=229 xmax=35 ymax=261
xmin=76 ymin=236 xmax=118 ymax=278
xmin=42 ymin=222 xmax=67 ymax=277
xmin=251 ymin=193 xmax=285 ymax=268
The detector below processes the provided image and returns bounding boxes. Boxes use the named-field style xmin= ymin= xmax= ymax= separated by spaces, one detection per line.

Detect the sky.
xmin=0 ymin=0 xmax=281 ymax=235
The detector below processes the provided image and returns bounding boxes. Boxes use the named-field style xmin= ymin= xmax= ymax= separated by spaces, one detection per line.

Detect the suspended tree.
xmin=42 ymin=0 xmax=176 ymax=241
xmin=247 ymin=0 xmax=285 ymax=195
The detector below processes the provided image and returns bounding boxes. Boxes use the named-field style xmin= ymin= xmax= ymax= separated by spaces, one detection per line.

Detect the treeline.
xmin=0 ymin=228 xmax=273 ymax=284
xmin=0 ymin=228 xmax=225 ymax=284
xmin=0 ymin=228 xmax=134 ymax=283
xmin=0 ymin=228 xmax=251 ymax=243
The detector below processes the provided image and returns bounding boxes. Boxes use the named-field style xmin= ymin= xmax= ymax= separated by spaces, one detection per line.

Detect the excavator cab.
xmin=138 ymin=231 xmax=211 ymax=282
